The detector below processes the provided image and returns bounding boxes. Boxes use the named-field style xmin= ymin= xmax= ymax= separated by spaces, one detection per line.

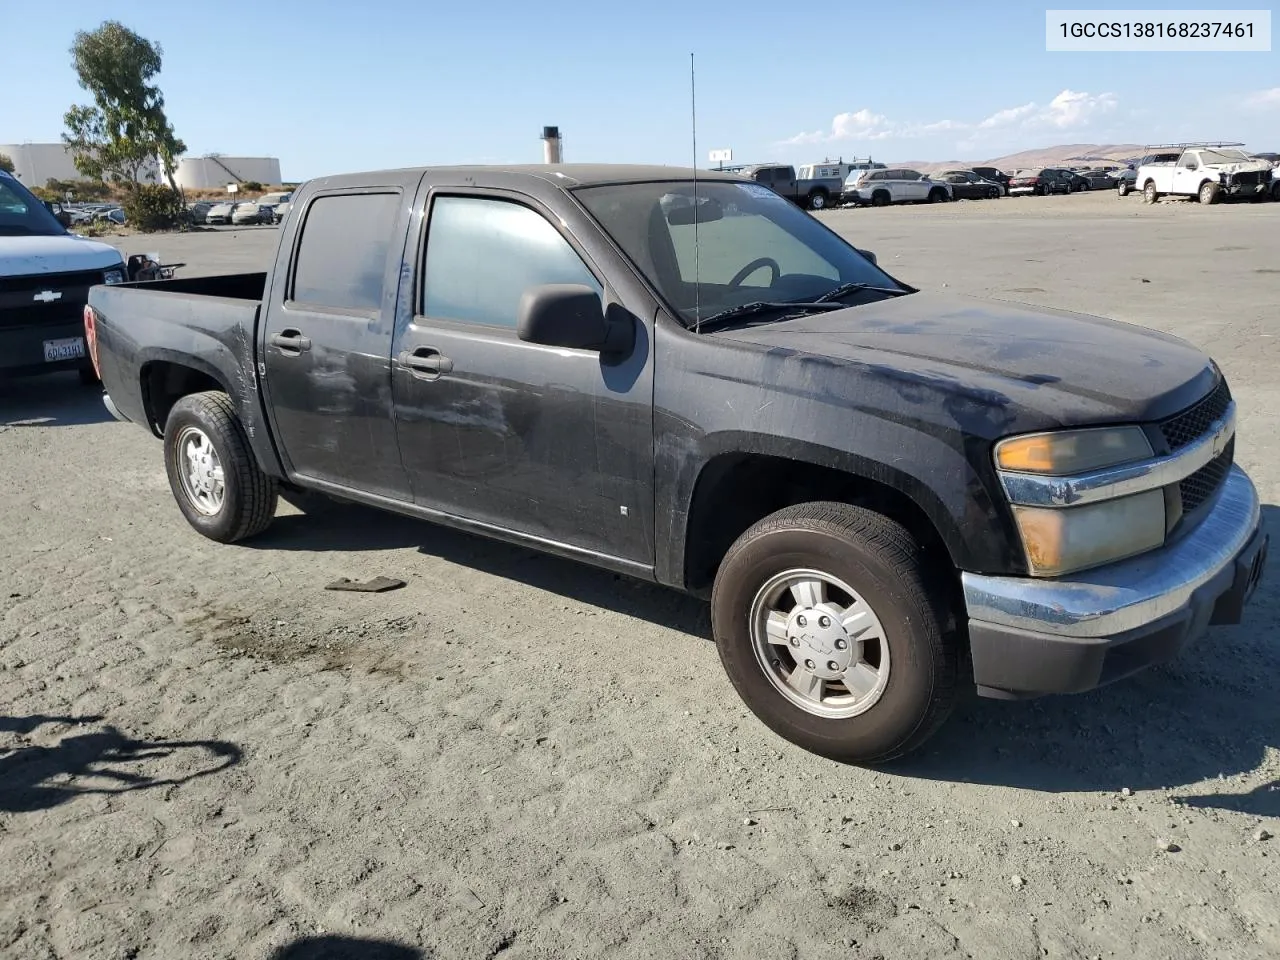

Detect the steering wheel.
xmin=728 ymin=257 xmax=781 ymax=289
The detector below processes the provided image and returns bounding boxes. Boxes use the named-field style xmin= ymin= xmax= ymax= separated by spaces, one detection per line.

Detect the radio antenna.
xmin=691 ymin=52 xmax=702 ymax=333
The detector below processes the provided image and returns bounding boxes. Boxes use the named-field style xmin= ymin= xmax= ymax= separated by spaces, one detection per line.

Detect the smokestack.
xmin=542 ymin=126 xmax=562 ymax=164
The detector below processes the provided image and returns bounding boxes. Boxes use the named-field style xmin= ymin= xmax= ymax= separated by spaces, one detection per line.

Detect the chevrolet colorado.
xmin=85 ymin=164 xmax=1268 ymax=763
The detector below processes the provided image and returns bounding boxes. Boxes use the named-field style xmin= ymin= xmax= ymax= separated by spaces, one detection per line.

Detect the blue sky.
xmin=3 ymin=1 xmax=1277 ymax=180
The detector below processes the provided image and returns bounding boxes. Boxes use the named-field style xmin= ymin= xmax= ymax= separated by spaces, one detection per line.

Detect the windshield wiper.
xmin=813 ymin=281 xmax=910 ymax=302
xmin=694 ymin=300 xmax=845 ymax=330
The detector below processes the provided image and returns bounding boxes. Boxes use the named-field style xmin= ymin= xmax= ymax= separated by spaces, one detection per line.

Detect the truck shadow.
xmin=0 ymin=373 xmax=113 ymax=428
xmin=253 ymin=501 xmax=713 ymax=639
xmin=0 ymin=714 xmax=242 ymax=813
xmin=894 ymin=503 xmax=1280 ymax=813
xmin=267 ymin=936 xmax=425 ymax=959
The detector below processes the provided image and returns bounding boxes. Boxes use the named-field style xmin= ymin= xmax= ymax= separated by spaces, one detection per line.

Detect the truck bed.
xmin=88 ymin=271 xmax=277 ymax=469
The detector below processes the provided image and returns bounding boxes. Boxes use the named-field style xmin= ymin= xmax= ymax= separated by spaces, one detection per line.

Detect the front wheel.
xmin=163 ymin=391 xmax=278 ymax=543
xmin=710 ymin=502 xmax=957 ymax=764
xmin=928 ymin=188 xmax=948 ymax=203
xmin=1117 ymin=180 xmax=1130 ymax=197
xmin=1198 ymin=181 xmax=1221 ymax=205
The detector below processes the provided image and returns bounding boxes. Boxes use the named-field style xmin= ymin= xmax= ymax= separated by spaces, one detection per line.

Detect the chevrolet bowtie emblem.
xmin=33 ymin=290 xmax=62 ymax=303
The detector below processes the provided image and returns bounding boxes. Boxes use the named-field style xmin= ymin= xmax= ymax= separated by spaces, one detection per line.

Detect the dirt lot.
xmin=2 ymin=190 xmax=1278 ymax=960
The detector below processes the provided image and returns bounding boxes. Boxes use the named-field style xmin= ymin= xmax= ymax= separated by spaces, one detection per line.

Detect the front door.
xmin=391 ymin=191 xmax=655 ymax=565
xmin=259 ymin=188 xmax=413 ymax=500
xmin=1172 ymin=152 xmax=1202 ymax=195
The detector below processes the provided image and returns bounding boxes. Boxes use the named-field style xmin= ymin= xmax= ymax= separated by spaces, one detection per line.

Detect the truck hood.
xmin=710 ymin=292 xmax=1217 ymax=429
xmin=0 ymin=234 xmax=125 ymax=278
xmin=1205 ymin=159 xmax=1273 ymax=174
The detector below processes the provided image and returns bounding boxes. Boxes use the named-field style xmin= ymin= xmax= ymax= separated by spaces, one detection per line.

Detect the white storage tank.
xmin=174 ymin=156 xmax=283 ymax=190
xmin=0 ymin=142 xmax=146 ymax=186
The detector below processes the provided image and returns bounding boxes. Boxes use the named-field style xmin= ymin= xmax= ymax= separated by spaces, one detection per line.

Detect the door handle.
xmin=399 ymin=347 xmax=453 ymax=380
xmin=271 ymin=329 xmax=312 ymax=354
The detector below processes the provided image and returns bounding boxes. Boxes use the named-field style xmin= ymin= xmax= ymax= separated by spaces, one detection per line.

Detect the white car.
xmin=230 ymin=202 xmax=272 ymax=225
xmin=1136 ymin=143 xmax=1274 ymax=204
xmin=845 ymin=168 xmax=952 ymax=206
xmin=1116 ymin=150 xmax=1180 ymax=196
xmin=205 ymin=202 xmax=235 ymax=225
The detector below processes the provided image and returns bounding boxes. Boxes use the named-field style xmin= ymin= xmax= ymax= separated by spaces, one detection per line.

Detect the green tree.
xmin=0 ymin=153 xmax=14 ymax=174
xmin=61 ymin=21 xmax=186 ymax=197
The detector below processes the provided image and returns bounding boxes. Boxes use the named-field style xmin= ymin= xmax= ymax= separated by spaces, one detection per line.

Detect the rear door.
xmin=258 ymin=185 xmax=415 ymax=500
xmin=390 ymin=187 xmax=656 ymax=565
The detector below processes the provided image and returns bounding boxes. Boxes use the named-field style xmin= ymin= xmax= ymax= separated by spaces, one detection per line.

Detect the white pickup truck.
xmin=1137 ymin=142 xmax=1274 ymax=205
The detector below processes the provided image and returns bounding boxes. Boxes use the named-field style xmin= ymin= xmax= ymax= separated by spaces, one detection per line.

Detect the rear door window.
xmin=290 ymin=192 xmax=400 ymax=313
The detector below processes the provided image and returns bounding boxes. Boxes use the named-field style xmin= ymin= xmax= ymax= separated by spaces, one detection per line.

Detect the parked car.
xmin=1077 ymin=167 xmax=1118 ymax=190
xmin=257 ymin=191 xmax=293 ymax=223
xmin=970 ymin=167 xmax=1011 ymax=194
xmin=1058 ymin=169 xmax=1092 ymax=192
xmin=0 ymin=168 xmax=128 ymax=385
xmin=1137 ymin=143 xmax=1274 ymax=204
xmin=1008 ymin=168 xmax=1072 ymax=195
xmin=205 ymin=202 xmax=236 ymax=225
xmin=86 ymin=163 xmax=1267 ymax=764
xmin=1116 ymin=150 xmax=1180 ymax=196
xmin=845 ymin=168 xmax=952 ymax=206
xmin=231 ymin=202 xmax=274 ymax=226
xmin=933 ymin=170 xmax=1003 ymax=200
xmin=738 ymin=164 xmax=845 ymax=210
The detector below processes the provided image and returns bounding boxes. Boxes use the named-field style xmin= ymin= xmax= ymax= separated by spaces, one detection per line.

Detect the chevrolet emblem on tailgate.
xmin=33 ymin=290 xmax=62 ymax=303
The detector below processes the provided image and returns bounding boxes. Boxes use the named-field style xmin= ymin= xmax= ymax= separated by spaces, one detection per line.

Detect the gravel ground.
xmin=2 ymin=190 xmax=1277 ymax=960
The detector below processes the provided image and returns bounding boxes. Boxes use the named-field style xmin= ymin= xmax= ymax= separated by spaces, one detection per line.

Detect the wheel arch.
xmin=677 ymin=442 xmax=969 ymax=615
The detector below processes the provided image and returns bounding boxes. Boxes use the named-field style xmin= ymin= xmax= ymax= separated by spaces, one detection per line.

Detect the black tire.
xmin=163 ymin=390 xmax=278 ymax=543
xmin=808 ymin=189 xmax=828 ymax=211
xmin=710 ymin=502 xmax=957 ymax=764
xmin=78 ymin=365 xmax=101 ymax=387
xmin=1198 ymin=181 xmax=1220 ymax=205
xmin=928 ymin=188 xmax=947 ymax=203
xmin=1117 ymin=180 xmax=1130 ymax=197
xmin=871 ymin=191 xmax=890 ymax=207
xmin=987 ymin=187 xmax=1000 ymax=199
xmin=1272 ymin=181 xmax=1280 ymax=202
xmin=1143 ymin=180 xmax=1159 ymax=204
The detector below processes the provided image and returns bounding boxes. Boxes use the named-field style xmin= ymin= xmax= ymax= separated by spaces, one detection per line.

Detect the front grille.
xmin=1180 ymin=437 xmax=1234 ymax=513
xmin=0 ymin=269 xmax=97 ymax=330
xmin=1159 ymin=379 xmax=1231 ymax=451
xmin=0 ymin=269 xmax=104 ymax=295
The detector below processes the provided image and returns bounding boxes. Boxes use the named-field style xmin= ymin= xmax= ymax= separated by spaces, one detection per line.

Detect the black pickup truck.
xmin=85 ymin=164 xmax=1268 ymax=763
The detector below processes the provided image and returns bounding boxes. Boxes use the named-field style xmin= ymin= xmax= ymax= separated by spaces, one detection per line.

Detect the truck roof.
xmin=304 ymin=163 xmax=743 ymax=190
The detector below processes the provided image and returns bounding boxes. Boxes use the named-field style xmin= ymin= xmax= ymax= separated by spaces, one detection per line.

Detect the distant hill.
xmin=891 ymin=143 xmax=1146 ymax=174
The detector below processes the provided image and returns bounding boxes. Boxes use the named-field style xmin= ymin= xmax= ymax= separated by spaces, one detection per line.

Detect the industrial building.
xmin=0 ymin=142 xmax=281 ymax=190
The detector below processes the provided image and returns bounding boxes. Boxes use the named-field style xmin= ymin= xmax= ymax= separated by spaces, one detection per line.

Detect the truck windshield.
xmin=574 ymin=179 xmax=906 ymax=327
xmin=0 ymin=173 xmax=67 ymax=236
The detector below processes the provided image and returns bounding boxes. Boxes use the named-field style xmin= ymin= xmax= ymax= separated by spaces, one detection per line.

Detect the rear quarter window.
xmin=290 ymin=192 xmax=400 ymax=312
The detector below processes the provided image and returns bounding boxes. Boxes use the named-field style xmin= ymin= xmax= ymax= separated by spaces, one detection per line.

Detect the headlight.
xmin=103 ymin=268 xmax=125 ymax=284
xmin=995 ymin=426 xmax=1152 ymax=474
xmin=1011 ymin=490 xmax=1166 ymax=577
xmin=996 ymin=425 xmax=1164 ymax=576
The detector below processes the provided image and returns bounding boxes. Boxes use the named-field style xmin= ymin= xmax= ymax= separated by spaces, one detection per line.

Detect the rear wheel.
xmin=710 ymin=502 xmax=958 ymax=764
xmin=808 ymin=189 xmax=828 ymax=210
xmin=1143 ymin=181 xmax=1159 ymax=204
xmin=928 ymin=188 xmax=948 ymax=203
xmin=163 ymin=391 xmax=278 ymax=543
xmin=1198 ymin=181 xmax=1221 ymax=205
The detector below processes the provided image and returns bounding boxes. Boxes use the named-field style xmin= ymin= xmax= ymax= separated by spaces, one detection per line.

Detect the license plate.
xmin=44 ymin=337 xmax=86 ymax=362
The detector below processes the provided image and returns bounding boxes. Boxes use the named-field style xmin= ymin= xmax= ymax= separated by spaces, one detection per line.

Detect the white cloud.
xmin=781 ymin=89 xmax=1118 ymax=146
xmin=1245 ymin=87 xmax=1280 ymax=109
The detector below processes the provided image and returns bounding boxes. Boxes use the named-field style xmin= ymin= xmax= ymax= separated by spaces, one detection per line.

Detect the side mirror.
xmin=855 ymin=248 xmax=877 ymax=265
xmin=517 ymin=284 xmax=631 ymax=354
xmin=1185 ymin=164 xmax=1197 ymax=171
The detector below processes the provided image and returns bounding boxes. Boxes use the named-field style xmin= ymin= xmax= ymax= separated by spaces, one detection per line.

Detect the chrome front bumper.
xmin=962 ymin=465 xmax=1267 ymax=697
